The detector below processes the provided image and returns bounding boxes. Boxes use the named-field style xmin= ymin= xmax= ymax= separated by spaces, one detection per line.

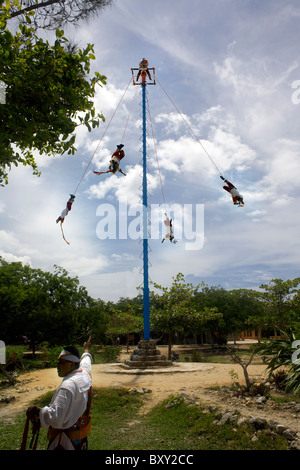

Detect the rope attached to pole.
xmin=156 ymin=79 xmax=223 ymax=177
xmin=73 ymin=78 xmax=132 ymax=195
xmin=121 ymin=84 xmax=138 ymax=145
xmin=146 ymin=95 xmax=167 ymax=212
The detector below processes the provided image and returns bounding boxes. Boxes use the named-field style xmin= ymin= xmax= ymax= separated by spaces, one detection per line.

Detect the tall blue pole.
xmin=142 ymin=81 xmax=150 ymax=341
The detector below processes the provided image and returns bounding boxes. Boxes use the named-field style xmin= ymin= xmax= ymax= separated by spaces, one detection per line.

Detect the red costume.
xmin=112 ymin=148 xmax=125 ymax=161
xmin=221 ymin=177 xmax=244 ymax=206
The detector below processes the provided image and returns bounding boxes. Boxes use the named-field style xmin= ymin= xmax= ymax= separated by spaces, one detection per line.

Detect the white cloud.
xmin=62 ymin=254 xmax=109 ymax=277
xmin=260 ymin=139 xmax=300 ymax=190
xmin=2 ymin=0 xmax=300 ymax=302
xmin=0 ymin=250 xmax=31 ymax=266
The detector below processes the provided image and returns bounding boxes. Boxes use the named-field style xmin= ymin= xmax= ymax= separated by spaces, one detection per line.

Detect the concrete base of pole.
xmin=124 ymin=339 xmax=173 ymax=369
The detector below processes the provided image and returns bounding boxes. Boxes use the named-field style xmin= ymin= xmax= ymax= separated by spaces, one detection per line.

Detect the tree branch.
xmin=9 ymin=0 xmax=62 ymax=18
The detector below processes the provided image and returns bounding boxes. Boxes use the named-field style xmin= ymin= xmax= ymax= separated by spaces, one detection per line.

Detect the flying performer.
xmin=56 ymin=194 xmax=75 ymax=224
xmin=93 ymin=144 xmax=126 ymax=176
xmin=56 ymin=194 xmax=75 ymax=244
xmin=162 ymin=214 xmax=177 ymax=244
xmin=220 ymin=176 xmax=244 ymax=207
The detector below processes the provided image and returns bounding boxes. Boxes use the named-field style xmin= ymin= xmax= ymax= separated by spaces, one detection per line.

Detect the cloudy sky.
xmin=1 ymin=0 xmax=300 ymax=302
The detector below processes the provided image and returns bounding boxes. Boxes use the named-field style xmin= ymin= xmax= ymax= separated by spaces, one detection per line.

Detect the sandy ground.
xmin=0 ymin=361 xmax=276 ymax=417
xmin=0 ymin=351 xmax=299 ymax=433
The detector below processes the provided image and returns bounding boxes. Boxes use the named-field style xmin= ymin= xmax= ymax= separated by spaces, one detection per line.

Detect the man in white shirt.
xmin=26 ymin=339 xmax=92 ymax=450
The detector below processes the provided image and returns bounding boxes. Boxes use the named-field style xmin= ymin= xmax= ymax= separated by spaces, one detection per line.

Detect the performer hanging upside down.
xmin=136 ymin=58 xmax=152 ymax=82
xmin=93 ymin=144 xmax=126 ymax=176
xmin=220 ymin=176 xmax=244 ymax=206
xmin=110 ymin=144 xmax=126 ymax=175
xmin=162 ymin=214 xmax=177 ymax=244
xmin=56 ymin=194 xmax=75 ymax=224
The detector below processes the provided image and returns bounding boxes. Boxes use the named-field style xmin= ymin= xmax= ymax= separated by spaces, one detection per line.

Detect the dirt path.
xmin=1 ymin=361 xmax=298 ymax=434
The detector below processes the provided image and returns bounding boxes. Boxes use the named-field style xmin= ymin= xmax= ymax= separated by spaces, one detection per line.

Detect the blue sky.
xmin=1 ymin=0 xmax=300 ymax=301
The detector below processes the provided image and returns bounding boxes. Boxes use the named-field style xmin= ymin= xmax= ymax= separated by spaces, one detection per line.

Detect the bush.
xmin=102 ymin=346 xmax=121 ymax=363
xmin=256 ymin=331 xmax=300 ymax=395
xmin=271 ymin=370 xmax=288 ymax=391
xmin=4 ymin=346 xmax=26 ymax=371
xmin=40 ymin=344 xmax=63 ymax=367
xmin=191 ymin=350 xmax=204 ymax=362
xmin=0 ymin=345 xmax=26 ymax=385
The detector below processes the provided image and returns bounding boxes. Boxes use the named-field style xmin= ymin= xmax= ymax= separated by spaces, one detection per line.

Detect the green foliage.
xmin=0 ymin=258 xmax=108 ymax=347
xmin=102 ymin=346 xmax=121 ymax=363
xmin=193 ymin=286 xmax=264 ymax=338
xmin=150 ymin=273 xmax=222 ymax=357
xmin=255 ymin=278 xmax=300 ymax=332
xmin=151 ymin=273 xmax=222 ymax=337
xmin=0 ymin=344 xmax=26 ymax=384
xmin=0 ymin=3 xmax=106 ymax=185
xmin=1 ymin=259 xmax=299 ymax=363
xmin=191 ymin=350 xmax=204 ymax=362
xmin=256 ymin=331 xmax=300 ymax=394
xmin=4 ymin=345 xmax=26 ymax=369
xmin=106 ymin=309 xmax=143 ymax=343
xmin=40 ymin=344 xmax=63 ymax=367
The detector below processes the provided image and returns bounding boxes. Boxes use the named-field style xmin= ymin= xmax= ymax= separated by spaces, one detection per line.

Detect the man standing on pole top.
xmin=26 ymin=337 xmax=93 ymax=450
xmin=136 ymin=58 xmax=152 ymax=83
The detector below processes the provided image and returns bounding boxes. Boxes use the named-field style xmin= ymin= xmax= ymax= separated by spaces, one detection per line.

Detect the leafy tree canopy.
xmin=255 ymin=278 xmax=300 ymax=332
xmin=0 ymin=258 xmax=108 ymax=346
xmin=0 ymin=3 xmax=107 ymax=185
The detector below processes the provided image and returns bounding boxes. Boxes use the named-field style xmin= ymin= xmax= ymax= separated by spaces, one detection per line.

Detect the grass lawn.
xmin=0 ymin=387 xmax=289 ymax=451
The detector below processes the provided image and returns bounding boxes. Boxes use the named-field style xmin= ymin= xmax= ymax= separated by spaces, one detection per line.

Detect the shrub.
xmin=191 ymin=350 xmax=204 ymax=362
xmin=102 ymin=346 xmax=121 ymax=363
xmin=256 ymin=331 xmax=300 ymax=395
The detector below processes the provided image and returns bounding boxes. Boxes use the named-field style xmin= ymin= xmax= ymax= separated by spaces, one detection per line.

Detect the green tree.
xmin=72 ymin=298 xmax=109 ymax=346
xmin=193 ymin=286 xmax=265 ymax=343
xmin=0 ymin=258 xmax=107 ymax=348
xmin=0 ymin=5 xmax=106 ymax=185
xmin=256 ymin=278 xmax=300 ymax=335
xmin=150 ymin=273 xmax=222 ymax=359
xmin=106 ymin=309 xmax=143 ymax=348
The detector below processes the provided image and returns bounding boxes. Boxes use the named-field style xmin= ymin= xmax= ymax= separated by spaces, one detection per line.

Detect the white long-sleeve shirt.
xmin=39 ymin=353 xmax=92 ymax=430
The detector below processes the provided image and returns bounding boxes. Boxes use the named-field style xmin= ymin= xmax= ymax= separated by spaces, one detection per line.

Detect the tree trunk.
xmin=168 ymin=334 xmax=172 ymax=360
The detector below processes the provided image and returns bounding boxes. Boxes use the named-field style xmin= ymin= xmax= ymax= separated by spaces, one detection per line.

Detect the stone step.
xmin=124 ymin=339 xmax=173 ymax=369
xmin=132 ymin=355 xmax=166 ymax=362
xmin=124 ymin=360 xmax=173 ymax=368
